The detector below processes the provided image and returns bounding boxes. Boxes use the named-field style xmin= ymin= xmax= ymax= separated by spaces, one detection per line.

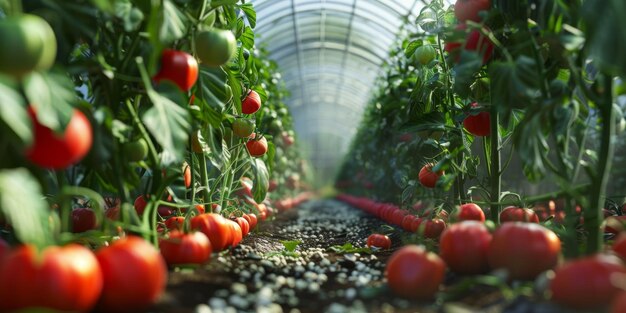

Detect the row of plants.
xmin=336 ymin=0 xmax=626 ymax=310
xmin=0 ymin=0 xmax=310 ymax=311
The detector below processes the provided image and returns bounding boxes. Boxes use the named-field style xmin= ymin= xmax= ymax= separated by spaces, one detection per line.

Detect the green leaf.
xmin=240 ymin=26 xmax=255 ymax=50
xmin=280 ymin=240 xmax=301 ymax=252
xmin=583 ymin=0 xmax=626 ymax=77
xmin=251 ymin=158 xmax=269 ymax=203
xmin=198 ymin=65 xmax=231 ymax=112
xmin=0 ymin=169 xmax=52 ymax=249
xmin=405 ymin=40 xmax=422 ymax=58
xmin=23 ymin=71 xmax=75 ymax=131
xmin=0 ymin=78 xmax=31 ymax=144
xmin=159 ymin=0 xmax=188 ymax=44
xmin=114 ymin=0 xmax=144 ymax=32
xmin=489 ymin=57 xmax=541 ymax=123
xmin=241 ymin=3 xmax=257 ymax=29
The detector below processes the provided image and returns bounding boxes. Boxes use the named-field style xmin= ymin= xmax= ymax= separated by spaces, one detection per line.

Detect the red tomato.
xmin=242 ymin=90 xmax=261 ymax=114
xmin=181 ymin=204 xmax=206 ymax=215
xmin=183 ymin=164 xmax=192 ymax=188
xmin=402 ymin=215 xmax=418 ymax=232
xmin=454 ymin=0 xmax=491 ymax=22
xmin=190 ymin=213 xmax=233 ymax=251
xmin=611 ymin=292 xmax=626 ymax=313
xmin=612 ymin=233 xmax=626 ymax=261
xmin=487 ymin=222 xmax=561 ymax=280
xmin=439 ymin=221 xmax=492 ymax=274
xmin=233 ymin=216 xmax=250 ymax=237
xmin=499 ymin=206 xmax=539 ymax=223
xmin=164 ymin=216 xmax=185 ymax=231
xmin=25 ymin=108 xmax=93 ymax=169
xmin=159 ymin=231 xmax=212 ymax=265
xmin=71 ymin=207 xmax=97 ymax=233
xmin=445 ymin=24 xmax=494 ymax=64
xmin=0 ymin=244 xmax=102 ymax=312
xmin=96 ymin=236 xmax=167 ymax=312
xmin=385 ymin=245 xmax=446 ymax=299
xmin=453 ymin=203 xmax=486 ymax=222
xmin=463 ymin=103 xmax=491 ymax=137
xmin=158 ymin=205 xmax=175 ymax=217
xmin=391 ymin=209 xmax=409 ymax=226
xmin=229 ymin=220 xmax=243 ymax=247
xmin=419 ymin=163 xmax=443 ymax=188
xmin=246 ymin=135 xmax=268 ymax=157
xmin=154 ymin=49 xmax=198 ymax=91
xmin=366 ymin=234 xmax=391 ymax=249
xmin=243 ymin=213 xmax=258 ymax=230
xmin=412 ymin=218 xmax=447 ymax=238
xmin=134 ymin=195 xmax=148 ymax=215
xmin=0 ymin=238 xmax=8 ymax=260
xmin=551 ymin=254 xmax=626 ymax=310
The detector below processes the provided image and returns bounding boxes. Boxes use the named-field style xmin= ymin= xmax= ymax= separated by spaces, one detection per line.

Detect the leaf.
xmin=405 ymin=40 xmax=422 ymax=58
xmin=240 ymin=26 xmax=255 ymax=50
xmin=328 ymin=242 xmax=373 ymax=254
xmin=251 ymin=158 xmax=269 ymax=204
xmin=198 ymin=65 xmax=231 ymax=113
xmin=159 ymin=0 xmax=188 ymax=44
xmin=280 ymin=240 xmax=302 ymax=252
xmin=241 ymin=3 xmax=257 ymax=28
xmin=0 ymin=78 xmax=31 ymax=144
xmin=0 ymin=169 xmax=52 ymax=249
xmin=583 ymin=0 xmax=626 ymax=77
xmin=23 ymin=71 xmax=75 ymax=130
xmin=114 ymin=0 xmax=144 ymax=32
xmin=489 ymin=57 xmax=541 ymax=123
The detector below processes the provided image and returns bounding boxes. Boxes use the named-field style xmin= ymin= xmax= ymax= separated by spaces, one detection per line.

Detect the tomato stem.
xmin=489 ymin=101 xmax=501 ymax=223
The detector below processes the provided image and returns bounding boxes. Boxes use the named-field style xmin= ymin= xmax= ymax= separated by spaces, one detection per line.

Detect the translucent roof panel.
xmin=251 ymin=0 xmax=426 ymax=185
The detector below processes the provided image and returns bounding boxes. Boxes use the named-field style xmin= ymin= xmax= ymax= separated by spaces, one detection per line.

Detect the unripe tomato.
xmin=385 ymin=245 xmax=446 ymax=299
xmin=499 ymin=206 xmax=539 ymax=223
xmin=366 ymin=233 xmax=391 ymax=249
xmin=159 ymin=231 xmax=212 ymax=265
xmin=154 ymin=49 xmax=198 ymax=91
xmin=123 ymin=139 xmax=149 ymax=162
xmin=190 ymin=213 xmax=233 ymax=251
xmin=26 ymin=108 xmax=93 ymax=169
xmin=551 ymin=254 xmax=626 ymax=310
xmin=246 ymin=135 xmax=268 ymax=157
xmin=0 ymin=14 xmax=57 ymax=77
xmin=0 ymin=244 xmax=103 ymax=312
xmin=487 ymin=222 xmax=561 ymax=280
xmin=454 ymin=0 xmax=491 ymax=22
xmin=96 ymin=237 xmax=167 ymax=312
xmin=232 ymin=119 xmax=255 ymax=138
xmin=463 ymin=103 xmax=491 ymax=136
xmin=418 ymin=163 xmax=443 ymax=188
xmin=453 ymin=203 xmax=486 ymax=222
xmin=439 ymin=221 xmax=492 ymax=274
xmin=195 ymin=29 xmax=237 ymax=66
xmin=71 ymin=208 xmax=97 ymax=233
xmin=242 ymin=90 xmax=262 ymax=114
xmin=415 ymin=45 xmax=436 ymax=65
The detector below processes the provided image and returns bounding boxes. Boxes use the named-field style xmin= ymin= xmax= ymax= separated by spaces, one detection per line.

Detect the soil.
xmin=152 ymin=199 xmax=588 ymax=313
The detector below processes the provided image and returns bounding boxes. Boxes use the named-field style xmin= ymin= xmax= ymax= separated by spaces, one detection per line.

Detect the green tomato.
xmin=232 ymin=119 xmax=255 ymax=138
xmin=0 ymin=14 xmax=57 ymax=77
xmin=414 ymin=45 xmax=436 ymax=65
xmin=194 ymin=29 xmax=237 ymax=67
xmin=124 ymin=139 xmax=149 ymax=162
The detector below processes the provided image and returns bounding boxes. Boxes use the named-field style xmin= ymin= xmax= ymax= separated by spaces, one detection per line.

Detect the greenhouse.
xmin=0 ymin=0 xmax=625 ymax=312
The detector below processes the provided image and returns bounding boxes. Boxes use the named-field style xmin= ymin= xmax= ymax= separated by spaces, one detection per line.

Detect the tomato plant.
xmin=153 ymin=49 xmax=198 ymax=91
xmin=0 ymin=14 xmax=56 ymax=77
xmin=366 ymin=233 xmax=391 ymax=249
xmin=439 ymin=221 xmax=492 ymax=274
xmin=159 ymin=231 xmax=212 ymax=265
xmin=385 ymin=245 xmax=446 ymax=299
xmin=419 ymin=163 xmax=443 ymax=188
xmin=194 ymin=29 xmax=237 ymax=67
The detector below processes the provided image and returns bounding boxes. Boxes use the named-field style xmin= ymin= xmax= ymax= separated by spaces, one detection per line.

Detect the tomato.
xmin=412 ymin=218 xmax=447 ymax=238
xmin=194 ymin=29 xmax=237 ymax=67
xmin=159 ymin=231 xmax=212 ymax=265
xmin=190 ymin=213 xmax=233 ymax=251
xmin=401 ymin=215 xmax=418 ymax=232
xmin=463 ymin=103 xmax=491 ymax=136
xmin=183 ymin=163 xmax=192 ymax=188
xmin=0 ymin=14 xmax=57 ymax=77
xmin=228 ymin=220 xmax=243 ymax=247
xmin=0 ymin=238 xmax=8 ymax=261
xmin=612 ymin=233 xmax=626 ymax=261
xmin=243 ymin=213 xmax=258 ymax=230
xmin=385 ymin=245 xmax=446 ymax=299
xmin=281 ymin=131 xmax=295 ymax=147
xmin=454 ymin=0 xmax=491 ymax=22
xmin=26 ymin=108 xmax=93 ymax=169
xmin=439 ymin=221 xmax=492 ymax=274
xmin=96 ymin=236 xmax=167 ymax=312
xmin=234 ymin=176 xmax=254 ymax=198
xmin=445 ymin=24 xmax=494 ymax=65
xmin=0 ymin=244 xmax=102 ymax=312
xmin=164 ymin=216 xmax=186 ymax=231
xmin=123 ymin=139 xmax=149 ymax=162
xmin=414 ymin=45 xmax=436 ymax=65
xmin=550 ymin=254 xmax=626 ymax=310
xmin=246 ymin=135 xmax=268 ymax=157
xmin=611 ymin=292 xmax=626 ymax=313
xmin=419 ymin=163 xmax=443 ymax=188
xmin=71 ymin=208 xmax=97 ymax=233
xmin=605 ymin=215 xmax=626 ymax=234
xmin=391 ymin=209 xmax=409 ymax=226
xmin=233 ymin=216 xmax=250 ymax=237
xmin=499 ymin=206 xmax=539 ymax=223
xmin=366 ymin=234 xmax=391 ymax=249
xmin=268 ymin=179 xmax=278 ymax=192
xmin=153 ymin=49 xmax=198 ymax=91
xmin=453 ymin=203 xmax=486 ymax=222
xmin=134 ymin=195 xmax=148 ymax=215
xmin=487 ymin=222 xmax=561 ymax=280
xmin=242 ymin=90 xmax=262 ymax=114
xmin=232 ymin=119 xmax=255 ymax=138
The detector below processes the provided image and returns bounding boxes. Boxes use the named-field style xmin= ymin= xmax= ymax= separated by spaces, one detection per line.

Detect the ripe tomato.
xmin=551 ymin=254 xmax=626 ymax=310
xmin=123 ymin=139 xmax=149 ymax=162
xmin=281 ymin=131 xmax=295 ymax=147
xmin=96 ymin=236 xmax=167 ymax=312
xmin=242 ymin=90 xmax=262 ymax=114
xmin=134 ymin=195 xmax=148 ymax=215
xmin=445 ymin=24 xmax=494 ymax=65
xmin=153 ymin=49 xmax=198 ymax=91
xmin=612 ymin=233 xmax=626 ymax=261
xmin=463 ymin=103 xmax=491 ymax=136
xmin=0 ymin=244 xmax=102 ymax=312
xmin=229 ymin=220 xmax=243 ymax=247
xmin=412 ymin=218 xmax=447 ymax=238
xmin=402 ymin=215 xmax=418 ymax=232
xmin=391 ymin=209 xmax=409 ymax=226
xmin=0 ymin=14 xmax=57 ymax=77
xmin=190 ymin=213 xmax=233 ymax=251
xmin=164 ymin=216 xmax=186 ymax=231
xmin=243 ymin=213 xmax=258 ymax=230
xmin=415 ymin=45 xmax=436 ymax=65
xmin=454 ymin=0 xmax=491 ymax=22
xmin=232 ymin=119 xmax=255 ymax=138
xmin=453 ymin=203 xmax=486 ymax=222
xmin=233 ymin=216 xmax=250 ymax=237
xmin=194 ymin=29 xmax=237 ymax=67
xmin=183 ymin=164 xmax=192 ymax=188
xmin=439 ymin=221 xmax=492 ymax=274
xmin=26 ymin=108 xmax=93 ymax=169
xmin=366 ymin=234 xmax=391 ymax=249
xmin=419 ymin=163 xmax=443 ymax=188
xmin=385 ymin=245 xmax=446 ymax=299
xmin=159 ymin=231 xmax=212 ymax=265
xmin=487 ymin=222 xmax=561 ymax=280
xmin=246 ymin=135 xmax=268 ymax=157
xmin=71 ymin=208 xmax=97 ymax=233
xmin=611 ymin=292 xmax=626 ymax=313
xmin=499 ymin=206 xmax=539 ymax=223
